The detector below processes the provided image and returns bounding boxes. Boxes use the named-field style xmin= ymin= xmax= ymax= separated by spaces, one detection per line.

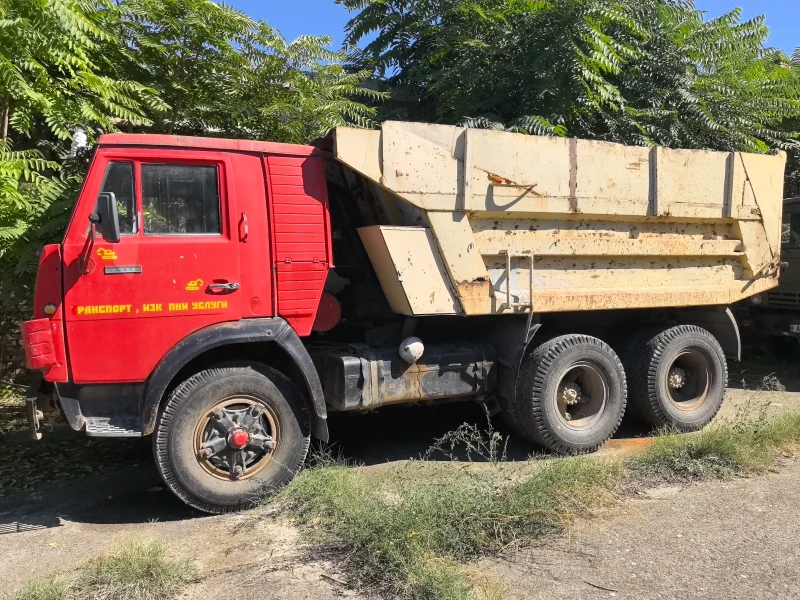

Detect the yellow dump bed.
xmin=333 ymin=122 xmax=786 ymax=316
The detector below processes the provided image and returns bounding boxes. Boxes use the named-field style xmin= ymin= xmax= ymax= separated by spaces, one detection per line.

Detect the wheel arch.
xmin=141 ymin=318 xmax=328 ymax=441
xmin=670 ymin=306 xmax=740 ymax=362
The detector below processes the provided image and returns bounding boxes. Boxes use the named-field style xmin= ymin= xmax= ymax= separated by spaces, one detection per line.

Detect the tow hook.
xmin=25 ymin=375 xmax=45 ymax=441
xmin=26 ymin=397 xmax=44 ymax=441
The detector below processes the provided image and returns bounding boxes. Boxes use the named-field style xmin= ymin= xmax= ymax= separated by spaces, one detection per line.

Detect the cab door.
xmin=62 ymin=148 xmax=243 ymax=383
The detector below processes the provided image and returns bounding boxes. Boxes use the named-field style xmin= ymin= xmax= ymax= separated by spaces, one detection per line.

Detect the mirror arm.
xmin=80 ymin=223 xmax=96 ymax=275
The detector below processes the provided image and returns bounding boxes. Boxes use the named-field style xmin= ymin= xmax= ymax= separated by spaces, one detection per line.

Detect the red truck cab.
xmin=21 ymin=135 xmax=335 ymax=512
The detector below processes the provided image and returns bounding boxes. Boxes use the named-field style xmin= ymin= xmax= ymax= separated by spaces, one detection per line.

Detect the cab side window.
xmin=98 ymin=162 xmax=135 ymax=235
xmin=142 ymin=164 xmax=220 ymax=235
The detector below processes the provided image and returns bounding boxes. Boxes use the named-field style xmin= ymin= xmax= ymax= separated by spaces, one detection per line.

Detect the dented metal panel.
xmin=335 ymin=122 xmax=786 ymax=316
xmin=357 ymin=226 xmax=459 ymax=315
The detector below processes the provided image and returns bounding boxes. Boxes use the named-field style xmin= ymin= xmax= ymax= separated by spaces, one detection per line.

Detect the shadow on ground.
xmin=0 ymin=400 xmax=653 ymax=532
xmin=0 ymin=329 xmax=797 ymax=529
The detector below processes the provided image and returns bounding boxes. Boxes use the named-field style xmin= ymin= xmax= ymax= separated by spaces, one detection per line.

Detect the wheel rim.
xmin=664 ymin=349 xmax=711 ymax=411
xmin=552 ymin=361 xmax=608 ymax=430
xmin=193 ymin=396 xmax=279 ymax=481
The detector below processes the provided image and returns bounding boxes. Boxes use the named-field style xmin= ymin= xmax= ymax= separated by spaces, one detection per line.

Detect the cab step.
xmin=85 ymin=417 xmax=142 ymax=437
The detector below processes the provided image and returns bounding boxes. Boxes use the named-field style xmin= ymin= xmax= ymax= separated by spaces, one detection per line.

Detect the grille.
xmin=767 ymin=291 xmax=800 ymax=310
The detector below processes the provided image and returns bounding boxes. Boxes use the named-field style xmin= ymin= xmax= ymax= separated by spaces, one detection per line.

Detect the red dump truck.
xmin=21 ymin=122 xmax=786 ymax=512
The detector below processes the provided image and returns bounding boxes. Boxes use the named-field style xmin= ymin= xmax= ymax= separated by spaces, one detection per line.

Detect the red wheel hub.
xmin=228 ymin=429 xmax=250 ymax=449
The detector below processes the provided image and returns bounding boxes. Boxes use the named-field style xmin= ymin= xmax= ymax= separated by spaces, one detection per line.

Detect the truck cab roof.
xmin=98 ymin=133 xmax=321 ymax=157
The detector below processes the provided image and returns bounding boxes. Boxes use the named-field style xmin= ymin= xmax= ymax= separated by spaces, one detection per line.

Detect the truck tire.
xmin=154 ymin=362 xmax=310 ymax=513
xmin=623 ymin=325 xmax=727 ymax=431
xmin=514 ymin=334 xmax=627 ymax=454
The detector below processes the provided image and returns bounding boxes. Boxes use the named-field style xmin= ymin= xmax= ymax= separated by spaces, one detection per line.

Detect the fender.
xmin=141 ymin=318 xmax=329 ymax=441
xmin=674 ymin=306 xmax=741 ymax=361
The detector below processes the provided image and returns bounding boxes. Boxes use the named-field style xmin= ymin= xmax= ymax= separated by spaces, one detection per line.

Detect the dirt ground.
xmin=481 ymin=461 xmax=800 ymax=600
xmin=1 ymin=345 xmax=799 ymax=599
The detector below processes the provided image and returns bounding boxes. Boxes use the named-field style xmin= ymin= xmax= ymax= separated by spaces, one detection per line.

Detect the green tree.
xmin=338 ymin=0 xmax=800 ymax=153
xmin=0 ymin=0 xmax=164 ymax=141
xmin=0 ymin=0 xmax=381 ymax=331
xmin=0 ymin=0 xmax=166 ymax=321
xmin=113 ymin=0 xmax=381 ymax=143
xmin=786 ymin=46 xmax=800 ymax=197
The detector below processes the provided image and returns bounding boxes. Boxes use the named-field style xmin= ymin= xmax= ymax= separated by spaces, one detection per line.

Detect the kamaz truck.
xmin=21 ymin=122 xmax=786 ymax=512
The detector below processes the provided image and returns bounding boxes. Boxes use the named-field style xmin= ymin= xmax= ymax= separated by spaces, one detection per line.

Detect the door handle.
xmin=208 ymin=282 xmax=240 ymax=291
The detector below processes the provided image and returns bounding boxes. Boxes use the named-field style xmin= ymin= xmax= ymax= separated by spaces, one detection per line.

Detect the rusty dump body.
xmin=333 ymin=121 xmax=786 ymax=317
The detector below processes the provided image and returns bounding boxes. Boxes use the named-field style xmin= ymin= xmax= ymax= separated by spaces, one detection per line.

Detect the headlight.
xmin=750 ymin=295 xmax=763 ymax=306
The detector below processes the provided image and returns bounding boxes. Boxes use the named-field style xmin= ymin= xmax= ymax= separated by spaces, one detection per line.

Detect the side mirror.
xmin=90 ymin=192 xmax=121 ymax=244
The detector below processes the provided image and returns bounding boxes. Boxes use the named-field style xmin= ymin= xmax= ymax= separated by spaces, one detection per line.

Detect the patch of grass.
xmin=0 ymin=383 xmax=24 ymax=408
xmin=276 ymin=397 xmax=800 ymax=600
xmin=276 ymin=453 xmax=622 ymax=599
xmin=7 ymin=540 xmax=195 ymax=600
xmin=11 ymin=578 xmax=69 ymax=600
xmin=0 ymin=382 xmax=26 ymax=436
xmin=79 ymin=539 xmax=195 ymax=600
xmin=631 ymin=411 xmax=800 ymax=481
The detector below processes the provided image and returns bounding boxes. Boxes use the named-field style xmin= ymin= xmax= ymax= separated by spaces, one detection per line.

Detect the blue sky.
xmin=228 ymin=0 xmax=797 ymax=54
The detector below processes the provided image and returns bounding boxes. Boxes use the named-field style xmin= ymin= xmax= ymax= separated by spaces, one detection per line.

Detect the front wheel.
xmin=154 ymin=362 xmax=310 ymax=513
xmin=514 ymin=334 xmax=627 ymax=454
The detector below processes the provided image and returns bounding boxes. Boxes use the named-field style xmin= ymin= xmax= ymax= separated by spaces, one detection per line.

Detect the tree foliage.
xmin=0 ymin=0 xmax=378 ymax=322
xmin=0 ymin=0 xmax=164 ymax=141
xmin=104 ymin=0 xmax=381 ymax=142
xmin=338 ymin=0 xmax=800 ymax=153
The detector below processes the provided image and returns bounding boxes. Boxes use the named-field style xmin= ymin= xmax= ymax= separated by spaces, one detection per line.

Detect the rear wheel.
xmin=623 ymin=325 xmax=727 ymax=431
xmin=514 ymin=334 xmax=627 ymax=454
xmin=154 ymin=362 xmax=310 ymax=513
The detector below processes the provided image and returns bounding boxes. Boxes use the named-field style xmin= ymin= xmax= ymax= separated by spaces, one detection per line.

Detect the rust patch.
xmin=602 ymin=437 xmax=656 ymax=456
xmin=568 ymin=138 xmax=579 ymax=212
xmin=457 ymin=276 xmax=490 ymax=294
xmin=488 ymin=172 xmax=516 ymax=185
xmin=456 ymin=277 xmax=492 ymax=313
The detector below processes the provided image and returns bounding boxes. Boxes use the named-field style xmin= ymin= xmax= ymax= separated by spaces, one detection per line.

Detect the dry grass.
xmin=273 ymin=396 xmax=800 ymax=600
xmin=7 ymin=540 xmax=195 ymax=600
xmin=273 ymin=432 xmax=623 ymax=599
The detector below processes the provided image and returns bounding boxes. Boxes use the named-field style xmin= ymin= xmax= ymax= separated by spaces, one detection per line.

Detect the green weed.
xmin=7 ymin=540 xmax=195 ymax=600
xmin=276 ymin=391 xmax=800 ymax=600
xmin=631 ymin=411 xmax=800 ymax=480
xmin=276 ymin=451 xmax=621 ymax=599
